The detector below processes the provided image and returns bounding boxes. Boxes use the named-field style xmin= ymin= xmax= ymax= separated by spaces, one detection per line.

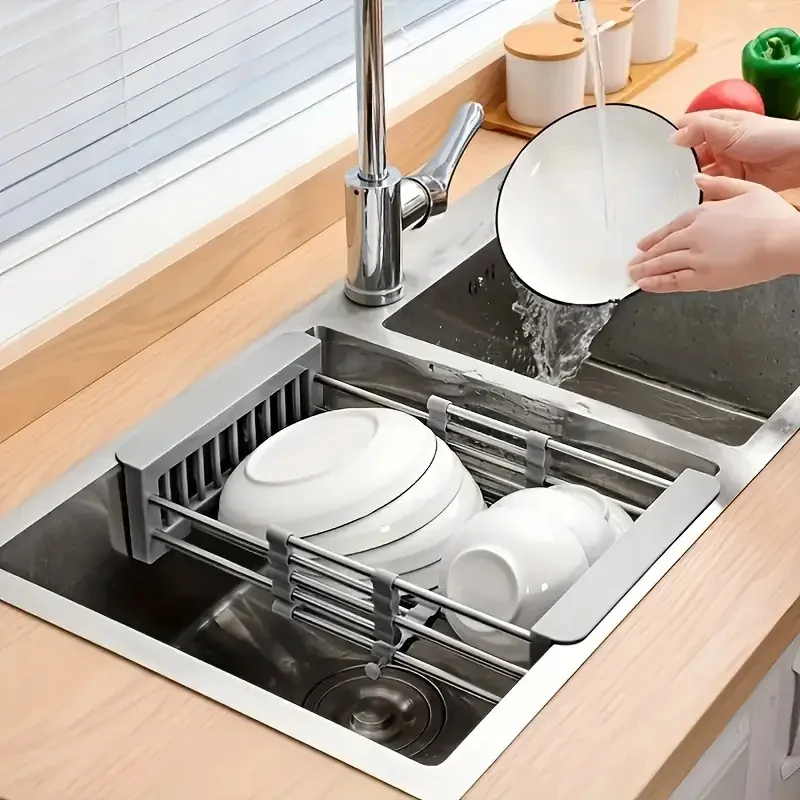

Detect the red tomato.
xmin=685 ymin=79 xmax=766 ymax=114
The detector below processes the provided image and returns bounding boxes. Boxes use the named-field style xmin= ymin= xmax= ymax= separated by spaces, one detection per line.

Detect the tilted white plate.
xmin=496 ymin=103 xmax=701 ymax=306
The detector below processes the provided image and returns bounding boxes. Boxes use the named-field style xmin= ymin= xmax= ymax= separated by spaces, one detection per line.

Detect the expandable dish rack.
xmin=114 ymin=331 xmax=719 ymax=704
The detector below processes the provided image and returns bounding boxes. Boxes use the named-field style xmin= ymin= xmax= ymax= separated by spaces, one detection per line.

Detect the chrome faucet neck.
xmin=344 ymin=0 xmax=485 ymax=307
xmin=354 ymin=0 xmax=387 ymax=181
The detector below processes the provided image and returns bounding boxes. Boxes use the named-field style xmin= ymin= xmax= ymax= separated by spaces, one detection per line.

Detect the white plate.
xmin=399 ymin=560 xmax=441 ymax=592
xmin=354 ymin=470 xmax=485 ymax=576
xmin=218 ymin=408 xmax=436 ymax=537
xmin=304 ymin=438 xmax=465 ymax=555
xmin=496 ymin=103 xmax=701 ymax=306
xmin=305 ymin=478 xmax=485 ymax=596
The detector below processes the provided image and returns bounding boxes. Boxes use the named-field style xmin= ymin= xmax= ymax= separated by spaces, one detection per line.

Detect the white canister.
xmin=629 ymin=0 xmax=680 ymax=64
xmin=504 ymin=22 xmax=587 ymax=129
xmin=554 ymin=1 xmax=634 ymax=96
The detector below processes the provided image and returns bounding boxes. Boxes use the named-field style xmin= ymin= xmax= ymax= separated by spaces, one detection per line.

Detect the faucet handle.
xmin=410 ymin=101 xmax=485 ymax=218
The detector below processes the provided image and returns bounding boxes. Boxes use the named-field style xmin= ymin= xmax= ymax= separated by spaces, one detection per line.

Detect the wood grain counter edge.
xmin=0 ymin=45 xmax=508 ymax=446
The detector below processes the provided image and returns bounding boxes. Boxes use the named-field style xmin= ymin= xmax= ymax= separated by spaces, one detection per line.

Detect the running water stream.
xmin=512 ymin=0 xmax=616 ymax=386
xmin=576 ymin=0 xmax=612 ymax=230
xmin=512 ymin=276 xmax=616 ymax=385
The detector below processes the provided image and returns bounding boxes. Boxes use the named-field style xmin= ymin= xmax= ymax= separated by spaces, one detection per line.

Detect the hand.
xmin=673 ymin=109 xmax=800 ymax=192
xmin=628 ymin=174 xmax=800 ymax=293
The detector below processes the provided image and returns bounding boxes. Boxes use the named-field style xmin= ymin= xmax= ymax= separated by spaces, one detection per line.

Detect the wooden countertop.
xmin=3 ymin=2 xmax=800 ymax=798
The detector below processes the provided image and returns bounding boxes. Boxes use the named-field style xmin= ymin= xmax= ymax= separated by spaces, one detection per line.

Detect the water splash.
xmin=503 ymin=1 xmax=619 ymax=385
xmin=511 ymin=274 xmax=615 ymax=385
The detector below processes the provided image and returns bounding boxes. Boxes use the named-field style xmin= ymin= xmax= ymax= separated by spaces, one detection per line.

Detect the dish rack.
xmin=114 ymin=331 xmax=719 ymax=704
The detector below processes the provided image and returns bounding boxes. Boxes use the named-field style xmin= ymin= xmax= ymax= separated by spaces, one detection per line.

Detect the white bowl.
xmin=354 ymin=470 xmax=485 ymax=576
xmin=217 ymin=408 xmax=436 ymax=537
xmin=440 ymin=504 xmax=588 ymax=662
xmin=496 ymin=103 xmax=701 ymax=306
xmin=607 ymin=498 xmax=634 ymax=540
xmin=303 ymin=437 xmax=464 ymax=555
xmin=494 ymin=485 xmax=615 ymax=565
xmin=550 ymin=483 xmax=634 ymax=541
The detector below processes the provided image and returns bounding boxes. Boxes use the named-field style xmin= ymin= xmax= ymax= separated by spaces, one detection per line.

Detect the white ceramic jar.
xmin=504 ymin=22 xmax=587 ymax=129
xmin=629 ymin=0 xmax=680 ymax=64
xmin=554 ymin=1 xmax=634 ymax=96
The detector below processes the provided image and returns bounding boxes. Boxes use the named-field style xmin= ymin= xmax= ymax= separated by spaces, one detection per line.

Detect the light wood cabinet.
xmin=671 ymin=633 xmax=800 ymax=800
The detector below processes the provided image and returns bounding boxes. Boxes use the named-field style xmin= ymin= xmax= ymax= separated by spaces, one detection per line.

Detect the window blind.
xmin=0 ymin=0 xmax=488 ymax=251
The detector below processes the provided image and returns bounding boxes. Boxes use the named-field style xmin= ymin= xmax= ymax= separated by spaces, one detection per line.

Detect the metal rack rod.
xmin=152 ymin=517 xmax=530 ymax=684
xmin=315 ymin=374 xmax=426 ymax=419
xmin=314 ymin=373 xmax=672 ymax=490
xmin=155 ymin=528 xmax=508 ymax=704
xmin=296 ymin=611 xmax=503 ymax=705
xmin=151 ymin=494 xmax=535 ymax=640
xmin=397 ymin=616 xmax=526 ymax=680
xmin=451 ymin=441 xmax=645 ymax=516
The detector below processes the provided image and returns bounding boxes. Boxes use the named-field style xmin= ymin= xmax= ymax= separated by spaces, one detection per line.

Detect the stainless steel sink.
xmin=1 ymin=168 xmax=798 ymax=800
xmin=385 ymin=237 xmax=797 ymax=446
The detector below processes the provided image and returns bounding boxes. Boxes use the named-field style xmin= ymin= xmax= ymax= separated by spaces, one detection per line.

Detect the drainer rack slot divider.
xmin=116 ymin=332 xmax=322 ymax=563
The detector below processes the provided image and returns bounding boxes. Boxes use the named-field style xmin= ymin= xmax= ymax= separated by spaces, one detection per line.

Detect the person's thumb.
xmin=696 ymin=173 xmax=753 ymax=201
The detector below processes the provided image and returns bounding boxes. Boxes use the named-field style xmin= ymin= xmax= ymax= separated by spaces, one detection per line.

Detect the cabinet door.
xmin=670 ymin=710 xmax=750 ymax=800
xmin=701 ymin=745 xmax=749 ymax=800
xmin=769 ymin=633 xmax=800 ymax=800
xmin=671 ymin=630 xmax=800 ymax=800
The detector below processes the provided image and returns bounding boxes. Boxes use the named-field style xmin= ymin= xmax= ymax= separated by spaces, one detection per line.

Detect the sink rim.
xmin=1 ymin=167 xmax=799 ymax=800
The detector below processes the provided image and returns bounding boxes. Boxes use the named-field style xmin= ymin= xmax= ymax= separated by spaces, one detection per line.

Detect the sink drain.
xmin=303 ymin=665 xmax=445 ymax=756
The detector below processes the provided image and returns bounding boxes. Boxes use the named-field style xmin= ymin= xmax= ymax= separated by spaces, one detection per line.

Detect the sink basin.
xmin=385 ymin=238 xmax=797 ymax=446
xmin=0 ymin=323 xmax=720 ymax=798
xmin=0 ymin=167 xmax=796 ymax=800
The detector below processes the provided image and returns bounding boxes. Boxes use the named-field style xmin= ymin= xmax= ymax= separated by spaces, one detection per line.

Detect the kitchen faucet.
xmin=344 ymin=0 xmax=485 ymax=307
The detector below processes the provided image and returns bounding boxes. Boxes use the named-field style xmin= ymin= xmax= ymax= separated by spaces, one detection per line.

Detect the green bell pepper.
xmin=742 ymin=28 xmax=800 ymax=120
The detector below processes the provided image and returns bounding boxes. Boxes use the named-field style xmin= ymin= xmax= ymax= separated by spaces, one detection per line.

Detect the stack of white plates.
xmin=218 ymin=407 xmax=485 ymax=590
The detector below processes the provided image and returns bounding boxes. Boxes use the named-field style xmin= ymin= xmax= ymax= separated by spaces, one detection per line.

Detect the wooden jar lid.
xmin=503 ymin=22 xmax=586 ymax=62
xmin=554 ymin=0 xmax=634 ymax=31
